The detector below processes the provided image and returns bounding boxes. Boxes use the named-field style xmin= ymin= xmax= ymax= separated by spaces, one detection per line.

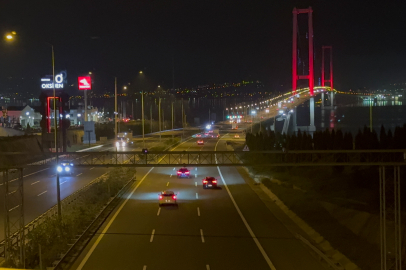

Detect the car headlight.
xmin=116 ymin=142 xmax=120 ymax=147
xmin=57 ymin=166 xmax=62 ymax=172
xmin=65 ymin=166 xmax=70 ymax=172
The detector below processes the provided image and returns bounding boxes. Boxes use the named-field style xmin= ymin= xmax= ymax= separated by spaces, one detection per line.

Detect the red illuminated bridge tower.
xmin=292 ymin=7 xmax=314 ymax=96
xmin=321 ymin=46 xmax=334 ymax=108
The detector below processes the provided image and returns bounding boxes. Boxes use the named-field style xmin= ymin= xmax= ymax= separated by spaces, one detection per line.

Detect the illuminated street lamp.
xmin=5 ymin=31 xmax=16 ymax=41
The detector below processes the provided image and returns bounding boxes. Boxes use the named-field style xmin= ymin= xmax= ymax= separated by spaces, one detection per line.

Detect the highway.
xmin=0 ymin=134 xmax=180 ymax=242
xmin=70 ymin=135 xmax=328 ymax=270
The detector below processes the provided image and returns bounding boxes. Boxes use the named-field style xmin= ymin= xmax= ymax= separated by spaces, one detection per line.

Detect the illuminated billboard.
xmin=78 ymin=76 xmax=92 ymax=90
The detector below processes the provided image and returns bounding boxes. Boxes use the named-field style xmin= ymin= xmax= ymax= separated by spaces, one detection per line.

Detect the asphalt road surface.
xmin=0 ymin=138 xmax=169 ymax=241
xmin=70 ymin=136 xmax=327 ymax=270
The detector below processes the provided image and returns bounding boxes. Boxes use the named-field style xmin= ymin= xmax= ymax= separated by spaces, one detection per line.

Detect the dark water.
xmin=295 ymin=94 xmax=405 ymax=135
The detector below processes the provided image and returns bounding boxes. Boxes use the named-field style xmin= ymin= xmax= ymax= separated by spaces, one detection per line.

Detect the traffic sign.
xmin=243 ymin=145 xmax=249 ymax=151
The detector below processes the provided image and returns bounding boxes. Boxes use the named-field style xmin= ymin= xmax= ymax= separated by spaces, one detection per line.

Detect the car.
xmin=196 ymin=134 xmax=202 ymax=137
xmin=159 ymin=190 xmax=177 ymax=206
xmin=115 ymin=139 xmax=126 ymax=147
xmin=177 ymin=167 xmax=191 ymax=178
xmin=234 ymin=134 xmax=240 ymax=138
xmin=57 ymin=160 xmax=74 ymax=175
xmin=202 ymin=177 xmax=218 ymax=189
xmin=197 ymin=140 xmax=204 ymax=145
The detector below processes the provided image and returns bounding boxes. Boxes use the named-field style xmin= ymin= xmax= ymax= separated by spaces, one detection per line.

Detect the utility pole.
xmin=114 ymin=77 xmax=117 ymax=139
xmin=150 ymin=104 xmax=153 ymax=134
xmin=370 ymin=95 xmax=373 ymax=132
xmin=51 ymin=45 xmax=61 ymax=219
xmin=142 ymin=90 xmax=145 ymax=148
xmin=181 ymin=98 xmax=184 ymax=138
xmin=171 ymin=102 xmax=174 ymax=139
xmin=159 ymin=97 xmax=161 ymax=142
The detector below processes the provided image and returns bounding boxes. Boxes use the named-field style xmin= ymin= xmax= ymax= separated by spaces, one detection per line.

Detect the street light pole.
xmin=52 ymin=45 xmax=61 ymax=219
xmin=171 ymin=102 xmax=174 ymax=139
xmin=114 ymin=77 xmax=117 ymax=139
xmin=150 ymin=104 xmax=153 ymax=134
xmin=142 ymin=90 xmax=145 ymax=148
xmin=181 ymin=99 xmax=184 ymax=138
xmin=159 ymin=98 xmax=161 ymax=142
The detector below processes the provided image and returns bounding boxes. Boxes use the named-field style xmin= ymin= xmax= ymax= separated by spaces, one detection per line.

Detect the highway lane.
xmin=0 ymin=139 xmax=169 ymax=241
xmin=71 ymin=137 xmax=327 ymax=270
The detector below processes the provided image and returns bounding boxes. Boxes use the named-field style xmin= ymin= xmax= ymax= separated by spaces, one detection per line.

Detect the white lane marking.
xmin=196 ymin=193 xmax=198 ymax=199
xmin=169 ymin=174 xmax=172 ymax=178
xmin=143 ymin=266 xmax=147 ymax=270
xmin=195 ymin=168 xmax=197 ymax=171
xmin=37 ymin=191 xmax=47 ymax=197
xmin=9 ymin=205 xmax=20 ymax=212
xmin=31 ymin=181 xmax=40 ymax=185
xmin=173 ymin=168 xmax=175 ymax=170
xmin=195 ymin=182 xmax=197 ymax=187
xmin=50 ymin=174 xmax=56 ymax=177
xmin=197 ymin=207 xmax=200 ymax=216
xmin=90 ymin=167 xmax=95 ymax=170
xmin=60 ymin=181 xmax=67 ymax=185
xmin=166 ymin=182 xmax=169 ymax=186
xmin=76 ymin=167 xmax=154 ymax=270
xmin=9 ymin=168 xmax=49 ymax=182
xmin=206 ymin=265 xmax=210 ymax=270
xmin=195 ymin=174 xmax=197 ymax=178
xmin=200 ymin=229 xmax=205 ymax=243
xmin=215 ymin=136 xmax=276 ymax=270
xmin=76 ymin=144 xmax=104 ymax=152
xmin=76 ymin=173 xmax=82 ymax=177
xmin=150 ymin=229 xmax=155 ymax=242
xmin=157 ymin=208 xmax=161 ymax=216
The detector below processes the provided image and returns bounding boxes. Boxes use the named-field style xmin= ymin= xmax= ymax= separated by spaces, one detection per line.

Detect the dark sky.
xmin=0 ymin=0 xmax=405 ymax=93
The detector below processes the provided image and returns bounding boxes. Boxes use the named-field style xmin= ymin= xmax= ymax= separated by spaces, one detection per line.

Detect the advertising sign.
xmin=78 ymin=76 xmax=92 ymax=90
xmin=40 ymin=71 xmax=67 ymax=89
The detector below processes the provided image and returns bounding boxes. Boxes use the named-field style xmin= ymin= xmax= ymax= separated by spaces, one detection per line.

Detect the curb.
xmin=255 ymin=175 xmax=361 ymax=270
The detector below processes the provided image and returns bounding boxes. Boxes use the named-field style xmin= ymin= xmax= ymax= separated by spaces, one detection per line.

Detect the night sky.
xmin=0 ymin=0 xmax=405 ymax=93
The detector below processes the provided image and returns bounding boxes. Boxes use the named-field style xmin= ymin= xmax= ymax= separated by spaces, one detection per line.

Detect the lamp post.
xmin=142 ymin=89 xmax=145 ymax=148
xmin=158 ymin=97 xmax=161 ymax=142
xmin=114 ymin=77 xmax=117 ymax=139
xmin=171 ymin=102 xmax=174 ymax=139
xmin=50 ymin=44 xmax=61 ymax=219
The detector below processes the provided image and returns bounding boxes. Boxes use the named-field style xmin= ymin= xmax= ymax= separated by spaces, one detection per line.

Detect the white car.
xmin=158 ymin=191 xmax=177 ymax=206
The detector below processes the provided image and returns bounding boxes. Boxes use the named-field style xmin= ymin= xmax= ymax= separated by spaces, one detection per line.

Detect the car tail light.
xmin=213 ymin=180 xmax=217 ymax=183
xmin=185 ymin=171 xmax=190 ymax=174
xmin=173 ymin=195 xmax=177 ymax=200
xmin=203 ymin=180 xmax=208 ymax=184
xmin=177 ymin=172 xmax=181 ymax=174
xmin=159 ymin=195 xmax=163 ymax=200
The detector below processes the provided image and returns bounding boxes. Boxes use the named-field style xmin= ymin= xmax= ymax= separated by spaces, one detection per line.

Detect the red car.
xmin=197 ymin=140 xmax=204 ymax=145
xmin=202 ymin=177 xmax=218 ymax=189
xmin=177 ymin=167 xmax=191 ymax=178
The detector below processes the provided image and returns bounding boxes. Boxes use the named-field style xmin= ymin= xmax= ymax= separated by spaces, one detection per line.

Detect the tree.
xmin=379 ymin=125 xmax=387 ymax=149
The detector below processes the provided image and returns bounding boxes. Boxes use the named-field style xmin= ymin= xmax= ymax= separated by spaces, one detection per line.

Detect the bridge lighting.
xmin=251 ymin=110 xmax=256 ymax=115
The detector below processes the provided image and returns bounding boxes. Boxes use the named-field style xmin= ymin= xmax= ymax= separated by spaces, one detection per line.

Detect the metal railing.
xmin=1 ymin=149 xmax=406 ymax=168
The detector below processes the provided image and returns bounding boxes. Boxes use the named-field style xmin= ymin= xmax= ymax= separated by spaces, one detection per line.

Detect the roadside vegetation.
xmin=4 ymin=168 xmax=136 ymax=269
xmin=243 ymin=124 xmax=406 ymax=270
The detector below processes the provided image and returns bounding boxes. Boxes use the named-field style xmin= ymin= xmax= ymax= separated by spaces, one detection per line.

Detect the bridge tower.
xmin=292 ymin=7 xmax=316 ymax=134
xmin=292 ymin=7 xmax=314 ymax=96
xmin=321 ymin=46 xmax=334 ymax=108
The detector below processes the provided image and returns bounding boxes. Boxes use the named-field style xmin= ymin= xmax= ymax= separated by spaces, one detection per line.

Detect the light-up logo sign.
xmin=78 ymin=76 xmax=92 ymax=90
xmin=41 ymin=72 xmax=66 ymax=89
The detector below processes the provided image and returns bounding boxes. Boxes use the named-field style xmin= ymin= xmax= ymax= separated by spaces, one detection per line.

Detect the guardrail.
xmin=1 ymin=150 xmax=406 ymax=168
xmin=296 ymin=234 xmax=344 ymax=270
xmin=0 ymin=172 xmax=109 ymax=258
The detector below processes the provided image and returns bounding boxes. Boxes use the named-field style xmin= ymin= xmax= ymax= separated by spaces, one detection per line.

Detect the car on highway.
xmin=234 ymin=134 xmax=240 ymax=138
xmin=196 ymin=134 xmax=202 ymax=137
xmin=115 ymin=139 xmax=127 ymax=147
xmin=177 ymin=167 xmax=191 ymax=178
xmin=197 ymin=140 xmax=204 ymax=145
xmin=202 ymin=177 xmax=218 ymax=189
xmin=57 ymin=160 xmax=74 ymax=175
xmin=159 ymin=190 xmax=177 ymax=206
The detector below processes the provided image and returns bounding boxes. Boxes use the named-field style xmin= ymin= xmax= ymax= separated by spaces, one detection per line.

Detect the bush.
xmin=22 ymin=168 xmax=136 ymax=268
